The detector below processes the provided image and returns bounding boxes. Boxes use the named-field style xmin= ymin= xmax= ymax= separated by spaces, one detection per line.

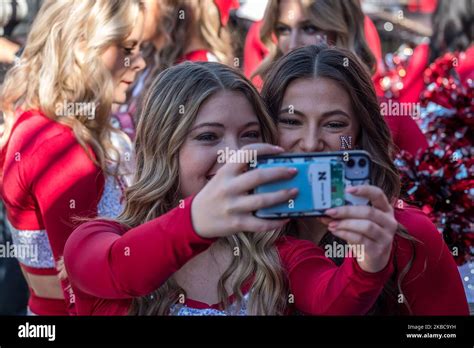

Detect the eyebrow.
xmin=123 ymin=40 xmax=139 ymax=47
xmin=278 ymin=108 xmax=351 ymax=119
xmin=190 ymin=121 xmax=260 ymax=132
xmin=298 ymin=20 xmax=316 ymax=27
xmin=276 ymin=19 xmax=313 ymax=27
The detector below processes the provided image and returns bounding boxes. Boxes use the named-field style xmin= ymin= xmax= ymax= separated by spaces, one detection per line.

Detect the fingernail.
xmin=346 ymin=186 xmax=357 ymax=193
xmin=273 ymin=146 xmax=284 ymax=151
xmin=289 ymin=188 xmax=299 ymax=195
xmin=328 ymin=221 xmax=339 ymax=229
xmin=288 ymin=167 xmax=298 ymax=174
xmin=325 ymin=209 xmax=337 ymax=216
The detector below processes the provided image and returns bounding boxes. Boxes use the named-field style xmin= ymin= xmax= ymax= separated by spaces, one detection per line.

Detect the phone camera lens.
xmin=358 ymin=158 xmax=367 ymax=167
xmin=347 ymin=159 xmax=355 ymax=168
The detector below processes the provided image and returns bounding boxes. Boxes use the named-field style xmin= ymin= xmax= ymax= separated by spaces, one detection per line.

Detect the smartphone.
xmin=252 ymin=150 xmax=372 ymax=218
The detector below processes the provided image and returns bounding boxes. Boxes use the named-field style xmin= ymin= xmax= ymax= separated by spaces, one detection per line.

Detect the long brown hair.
xmin=254 ymin=0 xmax=376 ymax=80
xmin=120 ymin=61 xmax=289 ymax=315
xmin=261 ymin=44 xmax=419 ymax=314
xmin=149 ymin=0 xmax=233 ymax=72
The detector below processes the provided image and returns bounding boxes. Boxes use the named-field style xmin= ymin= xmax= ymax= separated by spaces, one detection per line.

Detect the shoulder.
xmin=10 ymin=110 xmax=75 ymax=149
xmin=393 ymin=204 xmax=448 ymax=278
xmin=8 ymin=110 xmax=100 ymax=187
xmin=394 ymin=204 xmax=442 ymax=248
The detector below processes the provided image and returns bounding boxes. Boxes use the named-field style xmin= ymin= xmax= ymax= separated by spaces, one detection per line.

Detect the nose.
xmin=300 ymin=128 xmax=324 ymax=152
xmin=289 ymin=30 xmax=302 ymax=52
xmin=132 ymin=51 xmax=146 ymax=72
xmin=215 ymin=137 xmax=240 ymax=167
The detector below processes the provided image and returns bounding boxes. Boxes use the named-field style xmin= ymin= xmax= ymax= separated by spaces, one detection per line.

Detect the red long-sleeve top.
xmin=0 ymin=109 xmax=105 ymax=315
xmin=64 ymin=196 xmax=468 ymax=316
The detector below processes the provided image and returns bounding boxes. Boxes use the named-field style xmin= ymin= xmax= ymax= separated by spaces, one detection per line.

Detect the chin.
xmin=113 ymin=93 xmax=127 ymax=105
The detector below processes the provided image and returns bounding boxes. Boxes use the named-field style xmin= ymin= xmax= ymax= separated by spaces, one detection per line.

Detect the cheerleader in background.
xmin=0 ymin=0 xmax=145 ymax=315
xmin=245 ymin=0 xmax=383 ymax=87
xmin=114 ymin=0 xmax=238 ymax=140
xmin=247 ymin=0 xmax=428 ymax=158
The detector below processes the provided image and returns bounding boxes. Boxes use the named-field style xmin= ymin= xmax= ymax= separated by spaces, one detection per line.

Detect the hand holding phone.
xmin=252 ymin=151 xmax=372 ymax=218
xmin=191 ymin=143 xmax=298 ymax=239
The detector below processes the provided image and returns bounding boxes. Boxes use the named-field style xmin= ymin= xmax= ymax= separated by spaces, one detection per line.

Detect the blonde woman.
xmin=64 ymin=62 xmax=394 ymax=316
xmin=0 ymin=0 xmax=146 ymax=315
xmin=114 ymin=0 xmax=235 ymax=140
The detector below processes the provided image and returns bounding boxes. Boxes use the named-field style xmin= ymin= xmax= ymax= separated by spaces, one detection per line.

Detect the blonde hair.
xmin=254 ymin=0 xmax=376 ymax=79
xmin=0 ymin=0 xmax=143 ymax=171
xmin=150 ymin=0 xmax=233 ymax=72
xmin=120 ymin=61 xmax=289 ymax=315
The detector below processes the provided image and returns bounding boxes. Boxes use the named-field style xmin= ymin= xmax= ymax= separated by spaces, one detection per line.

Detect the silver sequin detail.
xmin=6 ymin=219 xmax=54 ymax=268
xmin=170 ymin=293 xmax=249 ymax=316
xmin=97 ymin=175 xmax=125 ymax=218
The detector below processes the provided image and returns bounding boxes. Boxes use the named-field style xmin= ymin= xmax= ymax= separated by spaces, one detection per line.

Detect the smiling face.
xmin=277 ymin=77 xmax=359 ymax=153
xmin=101 ymin=12 xmax=146 ymax=104
xmin=276 ymin=0 xmax=334 ymax=55
xmin=178 ymin=90 xmax=263 ymax=197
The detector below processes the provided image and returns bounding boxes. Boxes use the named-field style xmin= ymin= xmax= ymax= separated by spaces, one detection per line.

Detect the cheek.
xmin=277 ymin=37 xmax=290 ymax=54
xmin=278 ymin=128 xmax=299 ymax=150
xmin=102 ymin=48 xmax=126 ymax=81
xmin=178 ymin=144 xmax=216 ymax=196
xmin=324 ymin=133 xmax=345 ymax=151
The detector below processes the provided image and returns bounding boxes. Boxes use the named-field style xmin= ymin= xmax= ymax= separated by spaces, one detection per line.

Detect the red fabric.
xmin=0 ymin=109 xmax=105 ymax=315
xmin=408 ymin=0 xmax=438 ymax=13
xmin=177 ymin=50 xmax=218 ymax=64
xmin=65 ymin=195 xmax=468 ymax=316
xmin=388 ymin=205 xmax=468 ymax=315
xmin=214 ymin=0 xmax=239 ymax=26
xmin=66 ymin=194 xmax=397 ymax=316
xmin=380 ymin=96 xmax=429 ymax=157
xmin=458 ymin=45 xmax=474 ymax=83
xmin=64 ymin=196 xmax=218 ymax=315
xmin=364 ymin=16 xmax=384 ymax=75
xmin=28 ymin=289 xmax=72 ymax=316
xmin=243 ymin=20 xmax=267 ymax=88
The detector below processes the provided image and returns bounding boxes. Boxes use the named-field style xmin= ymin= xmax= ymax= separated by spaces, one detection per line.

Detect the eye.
xmin=242 ymin=130 xmax=261 ymax=139
xmin=325 ymin=122 xmax=347 ymax=129
xmin=123 ymin=46 xmax=135 ymax=55
xmin=278 ymin=118 xmax=302 ymax=126
xmin=195 ymin=133 xmax=218 ymax=142
xmin=302 ymin=25 xmax=318 ymax=35
xmin=275 ymin=24 xmax=290 ymax=35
